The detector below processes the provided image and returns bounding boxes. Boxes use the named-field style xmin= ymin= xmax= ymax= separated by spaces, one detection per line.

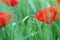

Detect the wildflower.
xmin=35 ymin=7 xmax=58 ymax=24
xmin=0 ymin=12 xmax=13 ymax=27
xmin=57 ymin=0 xmax=60 ymax=4
xmin=2 ymin=0 xmax=19 ymax=7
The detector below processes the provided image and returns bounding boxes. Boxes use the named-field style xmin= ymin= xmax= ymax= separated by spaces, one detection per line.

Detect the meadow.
xmin=0 ymin=0 xmax=60 ymax=40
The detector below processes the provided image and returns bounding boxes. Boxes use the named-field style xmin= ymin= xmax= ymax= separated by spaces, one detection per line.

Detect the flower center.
xmin=49 ymin=13 xmax=54 ymax=18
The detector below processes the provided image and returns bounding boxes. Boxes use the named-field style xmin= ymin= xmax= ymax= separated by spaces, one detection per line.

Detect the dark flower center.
xmin=49 ymin=13 xmax=54 ymax=18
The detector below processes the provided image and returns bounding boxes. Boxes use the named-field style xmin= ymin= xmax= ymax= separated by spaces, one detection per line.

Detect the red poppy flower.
xmin=35 ymin=7 xmax=58 ymax=24
xmin=57 ymin=0 xmax=60 ymax=4
xmin=2 ymin=0 xmax=19 ymax=7
xmin=0 ymin=12 xmax=13 ymax=27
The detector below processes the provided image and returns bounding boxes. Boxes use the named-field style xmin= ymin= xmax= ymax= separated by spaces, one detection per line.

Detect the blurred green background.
xmin=0 ymin=0 xmax=60 ymax=40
